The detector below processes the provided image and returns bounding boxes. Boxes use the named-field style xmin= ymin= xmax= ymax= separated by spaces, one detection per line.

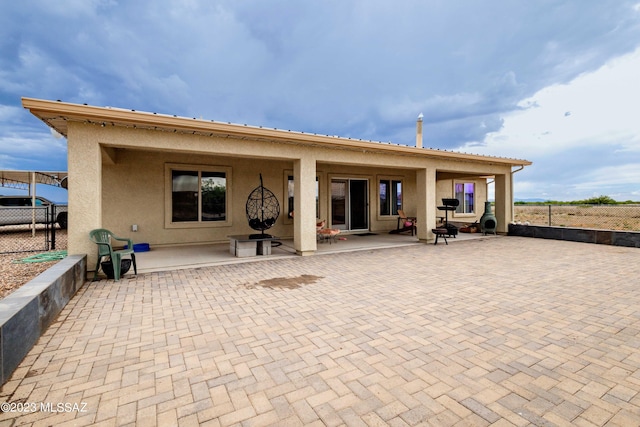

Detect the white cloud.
xmin=0 ymin=132 xmax=67 ymax=170
xmin=460 ymin=47 xmax=640 ymax=201
xmin=0 ymin=105 xmax=22 ymax=122
xmin=579 ymin=163 xmax=640 ymax=188
xmin=472 ymin=48 xmax=640 ymax=160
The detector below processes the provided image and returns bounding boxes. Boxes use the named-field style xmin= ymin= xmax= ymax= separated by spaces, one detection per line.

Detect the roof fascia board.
xmin=22 ymin=97 xmax=532 ymax=167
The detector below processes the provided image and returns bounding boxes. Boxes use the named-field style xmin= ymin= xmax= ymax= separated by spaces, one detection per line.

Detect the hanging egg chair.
xmin=246 ymin=174 xmax=280 ymax=238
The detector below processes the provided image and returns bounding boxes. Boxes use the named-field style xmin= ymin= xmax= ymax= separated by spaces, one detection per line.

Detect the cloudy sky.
xmin=2 ymin=0 xmax=640 ymax=202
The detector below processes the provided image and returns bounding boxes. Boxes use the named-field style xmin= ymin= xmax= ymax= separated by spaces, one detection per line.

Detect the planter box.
xmin=1 ymin=255 xmax=86 ymax=386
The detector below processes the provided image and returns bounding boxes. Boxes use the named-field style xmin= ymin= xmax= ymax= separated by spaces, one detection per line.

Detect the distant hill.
xmin=515 ymin=198 xmax=546 ymax=203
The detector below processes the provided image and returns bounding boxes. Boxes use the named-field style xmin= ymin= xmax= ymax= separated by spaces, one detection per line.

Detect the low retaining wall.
xmin=509 ymin=224 xmax=640 ymax=248
xmin=0 ymin=254 xmax=86 ymax=386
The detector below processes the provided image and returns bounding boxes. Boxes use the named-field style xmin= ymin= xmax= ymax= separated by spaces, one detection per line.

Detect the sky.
xmin=1 ymin=0 xmax=640 ymax=203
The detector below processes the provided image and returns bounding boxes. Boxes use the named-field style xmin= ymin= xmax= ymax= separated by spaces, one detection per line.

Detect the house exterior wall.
xmin=101 ymin=149 xmax=293 ymax=246
xmin=66 ymin=121 xmax=516 ymax=268
xmin=100 ymin=150 xmax=436 ymax=246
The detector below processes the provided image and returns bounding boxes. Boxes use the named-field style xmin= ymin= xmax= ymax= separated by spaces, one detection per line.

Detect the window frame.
xmin=164 ymin=163 xmax=232 ymax=229
xmin=378 ymin=177 xmax=403 ymax=218
xmin=453 ymin=181 xmax=475 ymax=216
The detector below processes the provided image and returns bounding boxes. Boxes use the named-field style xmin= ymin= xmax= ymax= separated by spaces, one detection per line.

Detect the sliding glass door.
xmin=331 ymin=178 xmax=368 ymax=231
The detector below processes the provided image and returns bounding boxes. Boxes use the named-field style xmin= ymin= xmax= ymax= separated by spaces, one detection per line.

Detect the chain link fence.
xmin=514 ymin=204 xmax=640 ymax=232
xmin=0 ymin=205 xmax=67 ymax=254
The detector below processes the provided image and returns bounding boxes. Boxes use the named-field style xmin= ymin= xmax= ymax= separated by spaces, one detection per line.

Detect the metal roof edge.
xmin=22 ymin=97 xmax=532 ymax=166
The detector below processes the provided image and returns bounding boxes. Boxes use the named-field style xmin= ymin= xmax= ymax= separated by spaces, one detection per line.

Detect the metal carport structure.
xmin=0 ymin=170 xmax=68 ymax=235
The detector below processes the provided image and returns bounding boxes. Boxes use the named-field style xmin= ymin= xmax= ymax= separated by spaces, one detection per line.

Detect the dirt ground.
xmin=514 ymin=205 xmax=640 ymax=231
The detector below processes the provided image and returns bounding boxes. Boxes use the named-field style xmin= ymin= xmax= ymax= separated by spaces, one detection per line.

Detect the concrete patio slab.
xmin=132 ymin=231 xmax=488 ymax=275
xmin=2 ymin=236 xmax=640 ymax=426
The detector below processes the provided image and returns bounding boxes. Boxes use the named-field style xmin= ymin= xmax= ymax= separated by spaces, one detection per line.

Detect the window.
xmin=167 ymin=164 xmax=230 ymax=226
xmin=380 ymin=179 xmax=402 ymax=216
xmin=455 ymin=182 xmax=475 ymax=214
xmin=200 ymin=172 xmax=227 ymax=221
xmin=287 ymin=175 xmax=319 ymax=219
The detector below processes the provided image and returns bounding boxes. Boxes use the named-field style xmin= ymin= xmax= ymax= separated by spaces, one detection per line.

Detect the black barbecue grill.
xmin=437 ymin=198 xmax=459 ymax=237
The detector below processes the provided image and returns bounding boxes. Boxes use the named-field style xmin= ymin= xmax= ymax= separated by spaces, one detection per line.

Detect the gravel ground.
xmin=0 ymin=227 xmax=68 ymax=299
xmin=0 ymin=253 xmax=60 ymax=299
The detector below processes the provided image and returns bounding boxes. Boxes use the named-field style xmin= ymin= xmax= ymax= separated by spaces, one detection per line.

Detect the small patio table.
xmin=228 ymin=235 xmax=280 ymax=257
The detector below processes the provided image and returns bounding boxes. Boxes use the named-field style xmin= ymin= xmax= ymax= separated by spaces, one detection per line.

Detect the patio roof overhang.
xmin=22 ymin=97 xmax=532 ymax=169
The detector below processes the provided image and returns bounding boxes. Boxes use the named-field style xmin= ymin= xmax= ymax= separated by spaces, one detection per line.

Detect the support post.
xmin=67 ymin=123 xmax=103 ymax=270
xmin=494 ymin=173 xmax=512 ymax=234
xmin=416 ymin=167 xmax=437 ymax=243
xmin=293 ymin=157 xmax=317 ymax=255
xmin=31 ymin=172 xmax=36 ymax=237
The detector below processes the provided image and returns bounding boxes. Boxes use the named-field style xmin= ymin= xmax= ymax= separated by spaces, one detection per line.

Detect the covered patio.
xmin=21 ymin=97 xmax=530 ymax=277
xmin=131 ymin=231 xmax=496 ymax=274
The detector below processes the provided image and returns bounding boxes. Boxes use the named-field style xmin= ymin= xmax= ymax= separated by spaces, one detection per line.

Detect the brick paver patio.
xmin=2 ymin=236 xmax=640 ymax=426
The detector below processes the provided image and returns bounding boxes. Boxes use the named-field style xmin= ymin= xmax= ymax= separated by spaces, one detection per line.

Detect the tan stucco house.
xmin=22 ymin=97 xmax=531 ymax=271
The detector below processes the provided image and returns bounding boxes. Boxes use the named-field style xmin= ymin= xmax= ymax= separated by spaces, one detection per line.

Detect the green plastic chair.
xmin=89 ymin=229 xmax=137 ymax=281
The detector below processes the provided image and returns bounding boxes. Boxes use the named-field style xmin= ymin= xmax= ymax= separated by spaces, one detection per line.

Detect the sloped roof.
xmin=22 ymin=97 xmax=531 ymax=167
